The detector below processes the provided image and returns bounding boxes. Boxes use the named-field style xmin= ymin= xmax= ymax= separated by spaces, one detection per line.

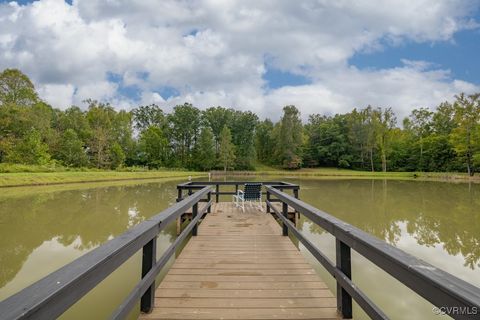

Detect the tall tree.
xmin=194 ymin=127 xmax=216 ymax=171
xmin=375 ymin=107 xmax=397 ymax=172
xmin=132 ymin=104 xmax=165 ymax=132
xmin=0 ymin=68 xmax=38 ymax=106
xmin=405 ymin=107 xmax=433 ymax=170
xmin=346 ymin=108 xmax=369 ymax=169
xmin=255 ymin=119 xmax=275 ymax=164
xmin=5 ymin=129 xmax=50 ymax=165
xmin=277 ymin=106 xmax=303 ymax=169
xmin=168 ymin=103 xmax=201 ymax=168
xmin=230 ymin=110 xmax=258 ymax=169
xmin=85 ymin=99 xmax=116 ymax=168
xmin=57 ymin=129 xmax=88 ymax=167
xmin=139 ymin=126 xmax=169 ymax=168
xmin=305 ymin=114 xmax=351 ymax=168
xmin=450 ymin=93 xmax=480 ymax=176
xmin=203 ymin=107 xmax=234 ymax=154
xmin=218 ymin=126 xmax=235 ymax=172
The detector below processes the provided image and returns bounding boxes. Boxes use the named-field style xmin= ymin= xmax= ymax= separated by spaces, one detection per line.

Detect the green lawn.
xmin=245 ymin=165 xmax=477 ymax=182
xmin=0 ymin=163 xmax=477 ymax=188
xmin=0 ymin=170 xmax=207 ymax=187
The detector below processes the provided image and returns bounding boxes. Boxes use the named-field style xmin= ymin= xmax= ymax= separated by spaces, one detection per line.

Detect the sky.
xmin=0 ymin=0 xmax=479 ymax=121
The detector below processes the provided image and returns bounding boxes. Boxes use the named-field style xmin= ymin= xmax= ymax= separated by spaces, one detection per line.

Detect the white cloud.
xmin=0 ymin=0 xmax=478 ymax=119
xmin=37 ymin=83 xmax=75 ymax=108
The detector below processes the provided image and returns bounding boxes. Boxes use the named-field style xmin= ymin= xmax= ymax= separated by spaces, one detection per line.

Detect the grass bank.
xmin=212 ymin=166 xmax=480 ymax=182
xmin=0 ymin=169 xmax=207 ymax=188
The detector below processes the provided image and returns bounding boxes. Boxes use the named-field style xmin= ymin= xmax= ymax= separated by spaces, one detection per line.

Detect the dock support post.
xmin=215 ymin=184 xmax=219 ymax=202
xmin=282 ymin=202 xmax=288 ymax=236
xmin=140 ymin=237 xmax=157 ymax=313
xmin=192 ymin=203 xmax=198 ymax=236
xmin=177 ymin=188 xmax=182 ymax=202
xmin=336 ymin=240 xmax=352 ymax=319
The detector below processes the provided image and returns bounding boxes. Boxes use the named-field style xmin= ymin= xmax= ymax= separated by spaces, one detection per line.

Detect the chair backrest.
xmin=243 ymin=183 xmax=262 ymax=200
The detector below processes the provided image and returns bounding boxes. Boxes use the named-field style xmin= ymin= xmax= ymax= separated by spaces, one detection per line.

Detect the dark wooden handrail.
xmin=177 ymin=181 xmax=299 ymax=203
xmin=265 ymin=186 xmax=480 ymax=320
xmin=0 ymin=186 xmax=213 ymax=320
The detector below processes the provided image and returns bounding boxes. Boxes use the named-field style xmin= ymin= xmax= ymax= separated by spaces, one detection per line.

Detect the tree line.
xmin=1 ymin=68 xmax=479 ymax=175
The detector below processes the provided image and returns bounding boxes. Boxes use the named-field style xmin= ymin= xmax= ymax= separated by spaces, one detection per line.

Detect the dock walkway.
xmin=139 ymin=202 xmax=338 ymax=319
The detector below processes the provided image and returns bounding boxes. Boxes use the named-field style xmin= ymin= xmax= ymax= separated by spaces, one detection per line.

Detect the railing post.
xmin=336 ymin=239 xmax=352 ymax=319
xmin=293 ymin=188 xmax=299 ymax=199
xmin=177 ymin=188 xmax=182 ymax=202
xmin=192 ymin=203 xmax=198 ymax=236
xmin=215 ymin=184 xmax=219 ymax=202
xmin=140 ymin=237 xmax=157 ymax=313
xmin=266 ymin=191 xmax=271 ymax=213
xmin=207 ymin=192 xmax=211 ymax=213
xmin=282 ymin=202 xmax=288 ymax=236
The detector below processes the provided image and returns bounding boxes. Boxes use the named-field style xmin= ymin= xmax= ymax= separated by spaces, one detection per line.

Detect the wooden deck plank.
xmin=156 ymin=289 xmax=334 ymax=298
xmin=141 ymin=308 xmax=338 ymax=319
xmin=139 ymin=202 xmax=338 ymax=320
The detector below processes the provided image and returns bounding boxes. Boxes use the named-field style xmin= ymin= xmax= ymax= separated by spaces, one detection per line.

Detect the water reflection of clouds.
xmin=0 ymin=236 xmax=87 ymax=300
xmin=0 ymin=180 xmax=181 ymax=299
xmin=396 ymin=221 xmax=480 ymax=286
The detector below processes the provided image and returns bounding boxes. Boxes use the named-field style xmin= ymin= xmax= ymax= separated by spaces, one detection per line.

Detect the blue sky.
xmin=350 ymin=28 xmax=480 ymax=83
xmin=0 ymin=0 xmax=479 ymax=119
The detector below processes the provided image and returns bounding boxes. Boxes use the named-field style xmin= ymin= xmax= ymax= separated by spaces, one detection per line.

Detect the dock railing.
xmin=0 ymin=186 xmax=213 ymax=320
xmin=265 ymin=185 xmax=480 ymax=320
xmin=176 ymin=181 xmax=299 ymax=203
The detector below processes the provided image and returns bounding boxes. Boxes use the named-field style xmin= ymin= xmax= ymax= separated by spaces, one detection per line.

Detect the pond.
xmin=0 ymin=178 xmax=478 ymax=319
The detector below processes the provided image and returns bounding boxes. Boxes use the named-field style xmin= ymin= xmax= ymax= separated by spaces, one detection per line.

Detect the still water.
xmin=0 ymin=178 xmax=479 ymax=319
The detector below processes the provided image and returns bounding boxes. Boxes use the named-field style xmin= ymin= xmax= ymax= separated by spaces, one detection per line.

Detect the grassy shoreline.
xmin=0 ymin=170 xmax=207 ymax=188
xmin=213 ymin=167 xmax=480 ymax=183
xmin=1 ymin=166 xmax=478 ymax=188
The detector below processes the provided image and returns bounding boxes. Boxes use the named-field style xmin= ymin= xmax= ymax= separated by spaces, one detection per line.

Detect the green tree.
xmin=57 ymin=129 xmax=88 ymax=167
xmin=405 ymin=107 xmax=433 ymax=170
xmin=346 ymin=108 xmax=370 ymax=169
xmin=276 ymin=105 xmax=303 ymax=169
xmin=85 ymin=99 xmax=116 ymax=168
xmin=375 ymin=107 xmax=396 ymax=172
xmin=0 ymin=68 xmax=38 ymax=106
xmin=168 ymin=103 xmax=201 ymax=168
xmin=432 ymin=101 xmax=456 ymax=136
xmin=218 ymin=126 xmax=235 ymax=172
xmin=450 ymin=93 xmax=480 ymax=176
xmin=230 ymin=110 xmax=258 ymax=169
xmin=109 ymin=142 xmax=125 ymax=169
xmin=132 ymin=104 xmax=164 ymax=132
xmin=5 ymin=129 xmax=50 ymax=165
xmin=194 ymin=127 xmax=216 ymax=171
xmin=139 ymin=126 xmax=169 ymax=168
xmin=202 ymin=106 xmax=234 ymax=155
xmin=305 ymin=114 xmax=351 ymax=168
xmin=57 ymin=106 xmax=92 ymax=142
xmin=255 ymin=119 xmax=275 ymax=164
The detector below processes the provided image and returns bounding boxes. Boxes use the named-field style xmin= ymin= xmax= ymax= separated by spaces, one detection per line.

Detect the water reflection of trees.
xmin=297 ymin=179 xmax=480 ymax=269
xmin=0 ymin=181 xmax=178 ymax=289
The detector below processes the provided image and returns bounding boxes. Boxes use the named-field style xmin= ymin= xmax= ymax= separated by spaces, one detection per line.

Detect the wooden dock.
xmin=139 ymin=202 xmax=338 ymax=320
